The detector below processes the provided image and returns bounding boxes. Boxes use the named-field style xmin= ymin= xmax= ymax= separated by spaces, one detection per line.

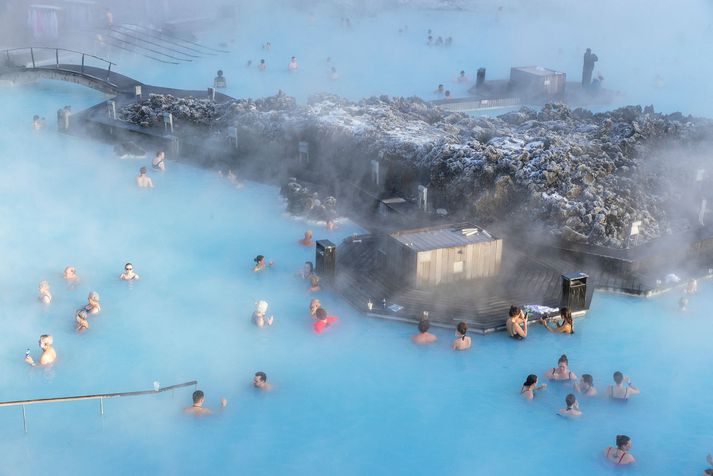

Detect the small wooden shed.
xmin=510 ymin=66 xmax=566 ymax=98
xmin=382 ymin=223 xmax=502 ymax=288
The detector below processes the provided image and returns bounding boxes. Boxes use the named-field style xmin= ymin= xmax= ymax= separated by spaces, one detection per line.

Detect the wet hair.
xmin=89 ymin=291 xmax=100 ymax=302
xmin=33 ymin=115 xmax=39 ymax=121
xmin=315 ymin=308 xmax=327 ymax=320
xmin=217 ymin=70 xmax=223 ymax=76
xmin=155 ymin=151 xmax=163 ymax=157
xmin=260 ymin=59 xmax=265 ymax=64
xmin=444 ymin=90 xmax=451 ymax=97
xmin=582 ymin=374 xmax=593 ymax=385
xmin=418 ymin=319 xmax=430 ymax=333
xmin=139 ymin=166 xmax=147 ymax=174
xmin=460 ymin=70 xmax=465 ymax=75
xmin=615 ymin=434 xmax=630 ymax=449
xmin=613 ymin=371 xmax=624 ymax=384
xmin=39 ymin=334 xmax=53 ymax=346
xmin=508 ymin=305 xmax=520 ymax=317
xmin=560 ymin=307 xmax=574 ymax=332
xmin=254 ymin=255 xmax=264 ymax=263
xmin=565 ymin=393 xmax=576 ymax=409
xmin=125 ymin=262 xmax=133 ymax=269
xmin=523 ymin=374 xmax=537 ymax=387
xmin=558 ymin=354 xmax=568 ymax=365
xmin=456 ymin=321 xmax=467 ymax=336
xmin=192 ymin=390 xmax=204 ymax=403
xmin=255 ymin=371 xmax=267 ymax=382
xmin=304 ymin=261 xmax=314 ymax=273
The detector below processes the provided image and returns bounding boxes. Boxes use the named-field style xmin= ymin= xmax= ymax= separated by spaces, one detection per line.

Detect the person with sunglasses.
xmin=119 ymin=262 xmax=140 ymax=281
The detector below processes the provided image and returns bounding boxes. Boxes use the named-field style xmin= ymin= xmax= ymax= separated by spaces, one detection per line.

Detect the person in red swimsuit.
xmin=313 ymin=308 xmax=338 ymax=334
xmin=604 ymin=435 xmax=635 ymax=465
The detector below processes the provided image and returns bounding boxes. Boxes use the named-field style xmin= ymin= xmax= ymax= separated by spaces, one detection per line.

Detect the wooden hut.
xmin=510 ymin=66 xmax=566 ymax=98
xmin=382 ymin=223 xmax=502 ymax=288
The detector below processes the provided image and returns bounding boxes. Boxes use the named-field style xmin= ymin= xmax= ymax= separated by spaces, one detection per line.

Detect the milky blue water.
xmin=1 ymin=2 xmax=713 ymax=475
xmin=102 ymin=0 xmax=713 ymax=115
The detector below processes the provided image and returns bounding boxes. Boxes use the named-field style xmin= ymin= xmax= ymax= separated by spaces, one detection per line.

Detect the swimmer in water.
xmin=452 ymin=321 xmax=472 ymax=350
xmin=258 ymin=59 xmax=267 ymax=71
xmin=607 ymin=371 xmax=640 ymax=400
xmin=544 ymin=354 xmax=577 ymax=381
xmin=574 ymin=374 xmax=597 ymax=397
xmin=38 ymin=280 xmax=52 ymax=304
xmin=301 ymin=261 xmax=314 ymax=280
xmin=64 ymin=266 xmax=79 ymax=283
xmin=119 ymin=262 xmax=139 ymax=281
xmin=84 ymin=291 xmax=101 ymax=314
xmin=75 ymin=309 xmax=90 ymax=333
xmin=457 ymin=70 xmax=468 ymax=83
xmin=152 ymin=151 xmax=166 ymax=171
xmin=444 ymin=90 xmax=451 ymax=99
xmin=329 ymin=67 xmax=339 ymax=81
xmin=434 ymin=84 xmax=445 ymax=95
xmin=299 ymin=230 xmax=314 ymax=246
xmin=136 ymin=167 xmax=154 ymax=188
xmin=326 ymin=218 xmax=337 ymax=231
xmin=313 ymin=307 xmax=338 ymax=334
xmin=252 ymin=300 xmax=274 ymax=327
xmin=686 ymin=278 xmax=698 ymax=295
xmin=33 ymin=115 xmax=45 ymax=130
xmin=506 ymin=305 xmax=528 ymax=339
xmin=559 ymin=393 xmax=582 ymax=417
xmin=184 ymin=390 xmax=227 ymax=415
xmin=604 ymin=435 xmax=635 ymax=465
xmin=521 ymin=374 xmax=547 ymax=400
xmin=25 ymin=334 xmax=56 ymax=366
xmin=246 ymin=60 xmax=253 ymax=68
xmin=253 ymin=255 xmax=273 ymax=272
xmin=288 ymin=56 xmax=299 ymax=72
xmin=308 ymin=274 xmax=321 ymax=293
xmin=309 ymin=298 xmax=321 ymax=318
xmin=253 ymin=371 xmax=272 ymax=391
xmin=541 ymin=307 xmax=574 ymax=334
xmin=412 ymin=318 xmax=437 ymax=344
xmin=704 ymin=454 xmax=713 ymax=476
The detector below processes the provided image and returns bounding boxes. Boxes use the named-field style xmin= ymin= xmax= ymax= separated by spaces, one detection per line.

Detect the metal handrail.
xmin=1 ymin=47 xmax=116 ymax=68
xmin=121 ymin=23 xmax=229 ymax=54
xmin=117 ymin=24 xmax=214 ymax=56
xmin=111 ymin=27 xmax=199 ymax=58
xmin=1 ymin=380 xmax=197 ymax=433
xmin=107 ymin=32 xmax=191 ymax=62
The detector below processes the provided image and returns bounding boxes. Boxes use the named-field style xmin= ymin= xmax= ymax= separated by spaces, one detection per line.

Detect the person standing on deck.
xmin=582 ymin=48 xmax=598 ymax=88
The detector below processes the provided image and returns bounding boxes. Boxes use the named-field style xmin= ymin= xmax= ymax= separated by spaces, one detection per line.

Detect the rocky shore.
xmin=119 ymin=93 xmax=713 ymax=248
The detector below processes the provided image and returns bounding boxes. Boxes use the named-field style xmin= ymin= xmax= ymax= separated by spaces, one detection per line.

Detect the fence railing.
xmin=2 ymin=47 xmax=117 ymax=82
xmin=0 ymin=380 xmax=197 ymax=433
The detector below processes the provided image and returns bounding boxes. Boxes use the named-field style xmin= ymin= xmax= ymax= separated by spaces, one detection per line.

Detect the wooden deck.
xmin=333 ymin=235 xmax=580 ymax=333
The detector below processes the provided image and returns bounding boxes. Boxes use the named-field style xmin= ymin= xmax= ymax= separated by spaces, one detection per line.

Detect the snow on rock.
xmin=118 ymin=93 xmax=713 ymax=248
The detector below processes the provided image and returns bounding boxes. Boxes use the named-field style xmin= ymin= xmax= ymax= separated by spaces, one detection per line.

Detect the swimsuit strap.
xmin=618 ymin=451 xmax=627 ymax=464
xmin=606 ymin=447 xmax=612 ymax=458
